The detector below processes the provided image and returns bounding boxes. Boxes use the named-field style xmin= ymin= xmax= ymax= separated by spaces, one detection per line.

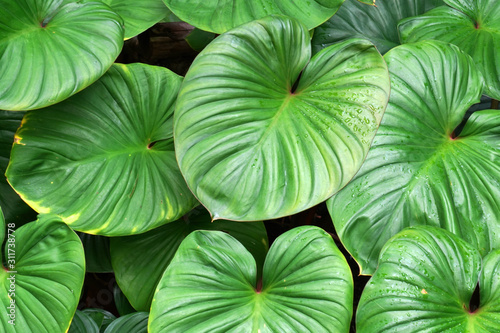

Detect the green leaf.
xmin=110 ymin=207 xmax=268 ymax=311
xmin=0 ymin=219 xmax=85 ymax=332
xmin=312 ymin=0 xmax=445 ymax=54
xmin=175 ymin=16 xmax=390 ymax=221
xmin=327 ymin=40 xmax=500 ymax=275
xmin=0 ymin=111 xmax=37 ymax=224
xmin=69 ymin=310 xmax=100 ymax=333
xmin=78 ymin=233 xmax=113 ymax=273
xmin=81 ymin=308 xmax=116 ymax=332
xmin=104 ymin=312 xmax=148 ymax=333
xmin=357 ymin=226 xmax=500 ymax=332
xmin=100 ymin=0 xmax=171 ymax=38
xmin=113 ymin=283 xmax=136 ymax=317
xmin=6 ymin=63 xmax=198 ymax=236
xmin=399 ymin=0 xmax=500 ymax=99
xmin=162 ymin=0 xmax=345 ymax=33
xmin=0 ymin=0 xmax=124 ymax=111
xmin=477 ymin=249 xmax=500 ymax=329
xmin=149 ymin=226 xmax=353 ymax=332
xmin=185 ymin=28 xmax=216 ymax=52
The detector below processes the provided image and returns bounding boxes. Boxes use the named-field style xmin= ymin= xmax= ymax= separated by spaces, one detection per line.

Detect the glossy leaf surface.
xmin=7 ymin=63 xmax=198 ymax=236
xmin=328 ymin=40 xmax=500 ymax=274
xmin=101 ymin=0 xmax=171 ymax=38
xmin=0 ymin=0 xmax=124 ymax=110
xmin=104 ymin=312 xmax=148 ymax=333
xmin=399 ymin=0 xmax=500 ymax=99
xmin=175 ymin=16 xmax=390 ymax=221
xmin=0 ymin=111 xmax=37 ymax=224
xmin=357 ymin=226 xmax=500 ymax=332
xmin=162 ymin=0 xmax=345 ymax=33
xmin=313 ymin=0 xmax=444 ymax=54
xmin=0 ymin=218 xmax=85 ymax=332
xmin=149 ymin=226 xmax=353 ymax=332
xmin=68 ymin=310 xmax=100 ymax=333
xmin=82 ymin=308 xmax=116 ymax=332
xmin=111 ymin=207 xmax=268 ymax=311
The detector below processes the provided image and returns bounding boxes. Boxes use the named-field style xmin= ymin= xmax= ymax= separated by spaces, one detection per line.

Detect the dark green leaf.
xmin=104 ymin=312 xmax=148 ymax=333
xmin=312 ymin=0 xmax=444 ymax=54
xmin=0 ymin=111 xmax=36 ymax=225
xmin=81 ymin=308 xmax=116 ymax=332
xmin=110 ymin=207 xmax=268 ymax=311
xmin=78 ymin=233 xmax=113 ymax=273
xmin=68 ymin=310 xmax=100 ymax=333
xmin=113 ymin=283 xmax=136 ymax=317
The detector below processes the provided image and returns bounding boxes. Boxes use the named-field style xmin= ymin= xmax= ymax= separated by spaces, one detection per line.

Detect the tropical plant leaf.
xmin=81 ymin=308 xmax=116 ymax=332
xmin=175 ymin=15 xmax=390 ymax=221
xmin=6 ymin=63 xmax=198 ymax=236
xmin=185 ymin=28 xmax=216 ymax=52
xmin=312 ymin=0 xmax=445 ymax=54
xmin=100 ymin=0 xmax=171 ymax=38
xmin=399 ymin=0 xmax=500 ymax=99
xmin=104 ymin=312 xmax=148 ymax=333
xmin=477 ymin=248 xmax=500 ymax=330
xmin=0 ymin=217 xmax=85 ymax=332
xmin=113 ymin=283 xmax=136 ymax=317
xmin=78 ymin=233 xmax=113 ymax=273
xmin=162 ymin=0 xmax=345 ymax=33
xmin=0 ymin=111 xmax=37 ymax=224
xmin=149 ymin=226 xmax=353 ymax=332
xmin=327 ymin=40 xmax=500 ymax=275
xmin=68 ymin=310 xmax=100 ymax=333
xmin=0 ymin=0 xmax=124 ymax=111
xmin=111 ymin=207 xmax=268 ymax=311
xmin=357 ymin=226 xmax=500 ymax=332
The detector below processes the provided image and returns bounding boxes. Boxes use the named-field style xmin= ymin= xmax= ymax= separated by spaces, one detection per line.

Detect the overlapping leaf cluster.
xmin=0 ymin=0 xmax=499 ymax=332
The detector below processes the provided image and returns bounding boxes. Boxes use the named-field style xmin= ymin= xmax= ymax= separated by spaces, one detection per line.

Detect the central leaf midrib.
xmin=17 ymin=145 xmax=169 ymax=173
xmin=252 ymin=94 xmax=294 ymax=151
xmin=384 ymin=138 xmax=459 ymax=225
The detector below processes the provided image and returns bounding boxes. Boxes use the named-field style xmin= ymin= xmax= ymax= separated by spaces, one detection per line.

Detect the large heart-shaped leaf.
xmin=149 ymin=226 xmax=353 ymax=332
xmin=357 ymin=226 xmax=500 ymax=332
xmin=101 ymin=0 xmax=171 ymax=38
xmin=0 ymin=111 xmax=37 ymax=224
xmin=0 ymin=214 xmax=85 ymax=332
xmin=0 ymin=0 xmax=124 ymax=111
xmin=399 ymin=0 xmax=500 ymax=99
xmin=327 ymin=40 xmax=500 ymax=275
xmin=110 ymin=207 xmax=268 ymax=311
xmin=6 ymin=63 xmax=198 ymax=236
xmin=175 ymin=15 xmax=390 ymax=221
xmin=312 ymin=0 xmax=444 ymax=54
xmin=162 ymin=0 xmax=345 ymax=34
